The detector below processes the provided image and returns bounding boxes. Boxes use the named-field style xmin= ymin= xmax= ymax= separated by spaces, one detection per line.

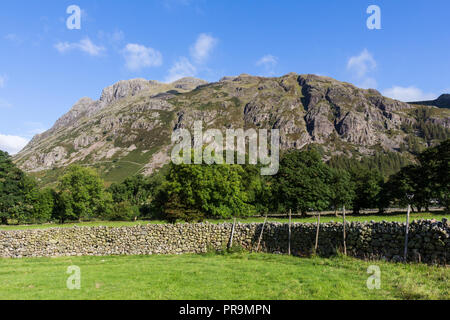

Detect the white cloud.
xmin=122 ymin=43 xmax=163 ymax=71
xmin=256 ymin=54 xmax=278 ymax=67
xmin=358 ymin=77 xmax=378 ymax=90
xmin=346 ymin=49 xmax=378 ymax=89
xmin=54 ymin=37 xmax=105 ymax=56
xmin=382 ymin=86 xmax=437 ymax=102
xmin=190 ymin=33 xmax=218 ymax=64
xmin=165 ymin=33 xmax=217 ymax=82
xmin=0 ymin=134 xmax=29 ymax=155
xmin=165 ymin=57 xmax=197 ymax=82
xmin=54 ymin=42 xmax=71 ymax=52
xmin=347 ymin=49 xmax=376 ymax=78
xmin=256 ymin=54 xmax=278 ymax=75
xmin=73 ymin=38 xmax=105 ymax=56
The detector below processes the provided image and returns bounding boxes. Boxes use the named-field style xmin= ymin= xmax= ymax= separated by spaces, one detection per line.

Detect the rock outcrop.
xmin=100 ymin=79 xmax=160 ymax=105
xmin=13 ymin=73 xmax=450 ymax=184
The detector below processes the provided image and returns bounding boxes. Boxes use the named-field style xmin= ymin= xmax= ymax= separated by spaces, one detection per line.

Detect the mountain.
xmin=13 ymin=73 xmax=450 ymax=186
xmin=410 ymin=94 xmax=450 ymax=109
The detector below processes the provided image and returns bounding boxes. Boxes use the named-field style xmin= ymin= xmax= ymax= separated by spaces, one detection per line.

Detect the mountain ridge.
xmin=409 ymin=94 xmax=450 ymax=109
xmin=13 ymin=73 xmax=450 ymax=185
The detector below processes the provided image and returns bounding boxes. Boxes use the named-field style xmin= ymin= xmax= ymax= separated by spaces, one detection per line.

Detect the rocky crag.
xmin=13 ymin=73 xmax=450 ymax=185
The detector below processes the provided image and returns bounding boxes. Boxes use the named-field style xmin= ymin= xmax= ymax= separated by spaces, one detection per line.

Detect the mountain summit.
xmin=14 ymin=73 xmax=450 ymax=185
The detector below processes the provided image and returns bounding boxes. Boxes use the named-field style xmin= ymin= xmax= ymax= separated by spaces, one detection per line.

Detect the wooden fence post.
xmin=314 ymin=212 xmax=320 ymax=254
xmin=343 ymin=206 xmax=347 ymax=256
xmin=404 ymin=204 xmax=411 ymax=261
xmin=229 ymin=218 xmax=236 ymax=249
xmin=256 ymin=214 xmax=268 ymax=253
xmin=288 ymin=209 xmax=292 ymax=255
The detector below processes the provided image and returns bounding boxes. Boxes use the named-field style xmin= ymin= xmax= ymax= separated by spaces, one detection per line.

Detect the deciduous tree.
xmin=273 ymin=150 xmax=332 ymax=216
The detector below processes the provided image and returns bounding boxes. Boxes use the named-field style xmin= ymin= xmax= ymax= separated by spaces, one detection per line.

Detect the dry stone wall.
xmin=0 ymin=219 xmax=448 ymax=264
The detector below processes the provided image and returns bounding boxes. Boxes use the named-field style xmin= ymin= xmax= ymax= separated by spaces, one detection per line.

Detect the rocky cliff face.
xmin=13 ymin=73 xmax=450 ymax=185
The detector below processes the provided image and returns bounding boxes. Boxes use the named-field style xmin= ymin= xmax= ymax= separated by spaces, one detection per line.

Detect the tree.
xmin=239 ymin=163 xmax=272 ymax=216
xmin=385 ymin=139 xmax=449 ymax=212
xmin=162 ymin=192 xmax=204 ymax=223
xmin=109 ymin=174 xmax=152 ymax=208
xmin=418 ymin=139 xmax=449 ymax=212
xmin=328 ymin=151 xmax=411 ymax=180
xmin=107 ymin=201 xmax=140 ymax=221
xmin=272 ymin=149 xmax=332 ymax=216
xmin=349 ymin=167 xmax=383 ymax=214
xmin=0 ymin=151 xmax=34 ymax=224
xmin=157 ymin=161 xmax=254 ymax=222
xmin=385 ymin=165 xmax=428 ymax=211
xmin=17 ymin=177 xmax=57 ymax=224
xmin=55 ymin=165 xmax=111 ymax=223
xmin=329 ymin=168 xmax=355 ymax=216
xmin=29 ymin=188 xmax=56 ymax=224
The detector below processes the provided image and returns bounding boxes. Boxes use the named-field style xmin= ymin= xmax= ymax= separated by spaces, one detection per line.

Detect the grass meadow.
xmin=0 ymin=253 xmax=448 ymax=300
xmin=0 ymin=212 xmax=448 ymax=300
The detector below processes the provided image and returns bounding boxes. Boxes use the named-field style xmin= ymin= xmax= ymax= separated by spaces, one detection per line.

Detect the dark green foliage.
xmin=417 ymin=139 xmax=449 ymax=211
xmin=404 ymin=135 xmax=424 ymax=155
xmin=1 ymin=140 xmax=448 ymax=225
xmin=0 ymin=151 xmax=57 ymax=225
xmin=328 ymin=151 xmax=411 ymax=179
xmin=0 ymin=151 xmax=36 ymax=224
xmin=157 ymin=161 xmax=254 ymax=222
xmin=108 ymin=201 xmax=140 ymax=221
xmin=385 ymin=165 xmax=429 ymax=211
xmin=419 ymin=139 xmax=449 ymax=211
xmin=419 ymin=122 xmax=450 ymax=141
xmin=272 ymin=149 xmax=332 ymax=216
xmin=54 ymin=165 xmax=112 ymax=223
xmin=400 ymin=122 xmax=414 ymax=134
xmin=109 ymin=175 xmax=152 ymax=207
xmin=239 ymin=163 xmax=272 ymax=215
xmin=161 ymin=192 xmax=205 ymax=223
xmin=27 ymin=188 xmax=56 ymax=224
xmin=349 ymin=167 xmax=384 ymax=214
xmin=406 ymin=107 xmax=450 ymax=144
xmin=385 ymin=139 xmax=449 ymax=212
xmin=329 ymin=168 xmax=355 ymax=214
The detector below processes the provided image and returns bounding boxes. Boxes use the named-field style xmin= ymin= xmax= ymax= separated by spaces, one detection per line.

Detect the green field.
xmin=0 ymin=253 xmax=448 ymax=300
xmin=0 ymin=212 xmax=447 ymax=231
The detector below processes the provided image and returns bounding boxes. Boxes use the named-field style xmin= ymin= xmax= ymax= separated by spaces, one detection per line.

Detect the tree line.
xmin=0 ymin=139 xmax=448 ymax=225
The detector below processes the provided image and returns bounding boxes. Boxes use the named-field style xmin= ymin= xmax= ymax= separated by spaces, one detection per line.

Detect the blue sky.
xmin=1 ymin=0 xmax=450 ymax=154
